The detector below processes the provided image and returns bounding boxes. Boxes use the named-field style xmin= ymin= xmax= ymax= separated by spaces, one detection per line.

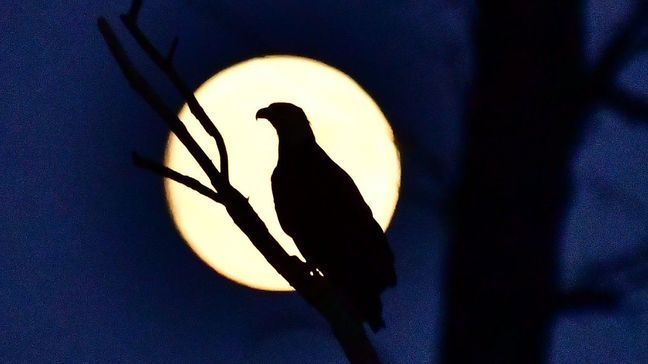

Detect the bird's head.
xmin=256 ymin=103 xmax=314 ymax=144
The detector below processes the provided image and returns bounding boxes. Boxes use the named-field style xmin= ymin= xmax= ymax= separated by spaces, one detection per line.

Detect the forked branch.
xmin=121 ymin=2 xmax=229 ymax=180
xmin=132 ymin=152 xmax=223 ymax=204
xmin=97 ymin=18 xmax=224 ymax=190
xmin=98 ymin=2 xmax=380 ymax=363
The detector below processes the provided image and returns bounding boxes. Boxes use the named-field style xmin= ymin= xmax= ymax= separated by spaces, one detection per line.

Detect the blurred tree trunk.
xmin=441 ymin=2 xmax=587 ymax=363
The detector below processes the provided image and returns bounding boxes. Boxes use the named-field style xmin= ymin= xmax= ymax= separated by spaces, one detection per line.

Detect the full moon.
xmin=165 ymin=55 xmax=401 ymax=291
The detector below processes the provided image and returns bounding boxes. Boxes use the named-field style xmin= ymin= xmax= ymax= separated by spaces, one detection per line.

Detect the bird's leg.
xmin=282 ymin=255 xmax=322 ymax=277
xmin=283 ymin=256 xmax=328 ymax=305
xmin=285 ymin=256 xmax=324 ymax=279
xmin=300 ymin=259 xmax=325 ymax=278
xmin=282 ymin=256 xmax=310 ymax=282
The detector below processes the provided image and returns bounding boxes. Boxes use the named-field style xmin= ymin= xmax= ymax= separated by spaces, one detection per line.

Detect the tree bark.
xmin=442 ymin=1 xmax=646 ymax=362
xmin=441 ymin=2 xmax=586 ymax=363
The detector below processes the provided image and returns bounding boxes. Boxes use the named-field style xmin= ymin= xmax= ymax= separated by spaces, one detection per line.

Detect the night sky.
xmin=2 ymin=1 xmax=646 ymax=363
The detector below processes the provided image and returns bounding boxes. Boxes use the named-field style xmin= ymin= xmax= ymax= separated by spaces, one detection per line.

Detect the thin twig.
xmin=167 ymin=37 xmax=179 ymax=64
xmin=97 ymin=18 xmax=225 ymax=190
xmin=99 ymin=15 xmax=288 ymax=271
xmin=132 ymin=152 xmax=223 ymax=204
xmin=120 ymin=10 xmax=230 ymax=180
xmin=127 ymin=0 xmax=143 ymax=19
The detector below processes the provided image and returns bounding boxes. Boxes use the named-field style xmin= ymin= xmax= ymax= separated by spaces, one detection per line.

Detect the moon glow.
xmin=165 ymin=55 xmax=401 ymax=291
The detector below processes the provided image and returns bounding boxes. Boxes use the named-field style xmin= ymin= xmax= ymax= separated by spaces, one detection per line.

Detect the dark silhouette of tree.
xmin=441 ymin=1 xmax=647 ymax=363
xmin=97 ymin=1 xmax=382 ymax=363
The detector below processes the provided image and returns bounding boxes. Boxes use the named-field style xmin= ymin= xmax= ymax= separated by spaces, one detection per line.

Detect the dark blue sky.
xmin=1 ymin=1 xmax=646 ymax=362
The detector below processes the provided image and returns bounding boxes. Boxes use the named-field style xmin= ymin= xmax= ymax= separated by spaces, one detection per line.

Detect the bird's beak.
xmin=255 ymin=107 xmax=270 ymax=121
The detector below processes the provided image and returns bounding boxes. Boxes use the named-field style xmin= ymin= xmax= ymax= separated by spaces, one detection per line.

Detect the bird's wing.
xmin=271 ymin=166 xmax=302 ymax=239
xmin=272 ymin=144 xmax=396 ymax=330
xmin=311 ymin=147 xmax=396 ymax=286
xmin=271 ymin=145 xmax=395 ymax=287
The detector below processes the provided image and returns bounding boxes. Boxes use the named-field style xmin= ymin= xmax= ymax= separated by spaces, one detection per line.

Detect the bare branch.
xmin=167 ymin=37 xmax=179 ymax=64
xmin=605 ymin=87 xmax=648 ymax=122
xmin=97 ymin=18 xmax=225 ymax=191
xmin=119 ymin=9 xmax=230 ymax=180
xmin=585 ymin=242 xmax=648 ymax=292
xmin=98 ymin=8 xmax=381 ymax=362
xmin=132 ymin=152 xmax=223 ymax=204
xmin=590 ymin=1 xmax=648 ymax=94
xmin=127 ymin=0 xmax=143 ymax=20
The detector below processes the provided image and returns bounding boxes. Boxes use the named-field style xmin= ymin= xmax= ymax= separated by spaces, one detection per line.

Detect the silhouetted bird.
xmin=256 ymin=102 xmax=396 ymax=331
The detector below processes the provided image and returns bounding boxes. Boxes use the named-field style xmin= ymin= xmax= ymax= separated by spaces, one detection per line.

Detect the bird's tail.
xmin=361 ymin=288 xmax=387 ymax=332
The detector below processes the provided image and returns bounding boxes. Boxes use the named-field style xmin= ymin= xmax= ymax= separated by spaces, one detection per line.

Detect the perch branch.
xmin=97 ymin=18 xmax=225 ymax=191
xmin=132 ymin=152 xmax=223 ymax=204
xmin=98 ymin=5 xmax=380 ymax=363
xmin=120 ymin=8 xmax=230 ymax=180
xmin=98 ymin=18 xmax=283 ymax=261
xmin=127 ymin=0 xmax=143 ymax=19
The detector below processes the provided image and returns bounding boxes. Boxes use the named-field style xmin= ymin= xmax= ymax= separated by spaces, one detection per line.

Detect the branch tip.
xmin=167 ymin=37 xmax=179 ymax=64
xmin=132 ymin=152 xmax=223 ymax=204
xmin=127 ymin=0 xmax=143 ymax=21
xmin=117 ymin=12 xmax=230 ymax=182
